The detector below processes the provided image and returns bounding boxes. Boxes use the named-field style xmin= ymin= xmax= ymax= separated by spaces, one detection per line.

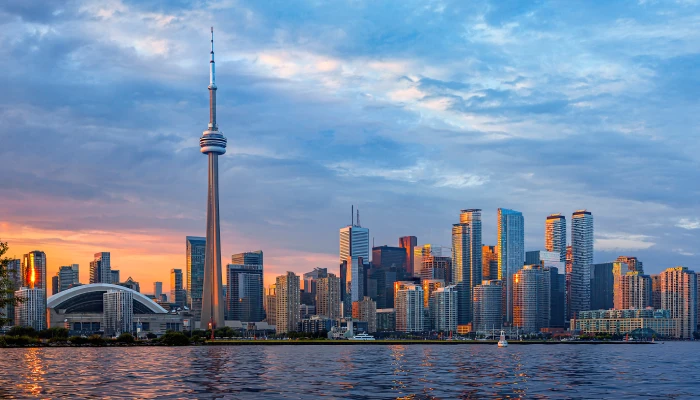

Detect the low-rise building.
xmin=572 ymin=308 xmax=679 ymax=338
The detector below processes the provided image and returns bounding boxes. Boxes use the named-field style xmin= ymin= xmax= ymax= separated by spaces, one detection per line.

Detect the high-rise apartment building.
xmin=186 ymin=236 xmax=206 ymax=321
xmin=14 ymin=287 xmax=46 ymax=331
xmin=231 ymin=250 xmax=263 ymax=266
xmin=616 ymin=256 xmax=643 ymax=274
xmin=276 ymin=272 xmax=301 ymax=334
xmin=570 ymin=210 xmax=593 ymax=319
xmin=89 ymin=252 xmax=111 ymax=284
xmin=660 ymin=267 xmax=697 ymax=339
xmin=591 ymin=262 xmax=614 ymax=310
xmin=618 ymin=272 xmax=652 ymax=310
xmin=316 ymin=273 xmax=341 ymax=319
xmin=340 ymin=221 xmax=369 ymax=307
xmin=352 ymin=296 xmax=377 ymax=333
xmin=154 ymin=282 xmax=163 ymax=299
xmin=513 ymin=265 xmax=550 ymax=333
xmin=450 ymin=209 xmax=482 ymax=326
xmin=22 ymin=251 xmax=47 ymax=290
xmin=473 ymin=280 xmax=503 ymax=333
xmin=302 ymin=267 xmax=328 ymax=306
xmin=420 ymin=250 xmax=452 ymax=283
xmin=651 ymin=274 xmax=662 ymax=310
xmin=265 ymin=284 xmax=277 ymax=326
xmin=226 ymin=264 xmax=264 ymax=322
xmin=2 ymin=259 xmax=22 ymax=326
xmin=546 ymin=266 xmax=566 ymax=328
xmin=103 ymin=290 xmax=134 ymax=337
xmin=70 ymin=264 xmax=79 ymax=285
xmin=422 ymin=279 xmax=445 ymax=309
xmin=57 ymin=266 xmax=74 ymax=292
xmin=482 ymin=245 xmax=498 ymax=281
xmin=545 ymin=214 xmax=566 ymax=262
xmin=612 ymin=261 xmax=633 ymax=310
xmin=398 ymin=236 xmax=417 ymax=277
xmin=170 ymin=269 xmax=186 ymax=307
xmin=111 ymin=270 xmax=121 ymax=285
xmin=497 ymin=208 xmax=525 ymax=323
xmin=51 ymin=276 xmax=59 ymax=296
xmin=430 ymin=285 xmax=458 ymax=333
xmin=394 ymin=282 xmax=424 ymax=332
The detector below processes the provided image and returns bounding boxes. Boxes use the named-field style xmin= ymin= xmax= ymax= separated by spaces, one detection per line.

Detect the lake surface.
xmin=0 ymin=343 xmax=697 ymax=398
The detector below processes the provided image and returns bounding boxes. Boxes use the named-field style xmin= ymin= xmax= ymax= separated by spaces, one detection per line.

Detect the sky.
xmin=1 ymin=0 xmax=699 ymax=295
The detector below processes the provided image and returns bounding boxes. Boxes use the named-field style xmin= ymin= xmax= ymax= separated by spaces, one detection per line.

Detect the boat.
xmin=497 ymin=330 xmax=508 ymax=347
xmin=349 ymin=333 xmax=376 ymax=341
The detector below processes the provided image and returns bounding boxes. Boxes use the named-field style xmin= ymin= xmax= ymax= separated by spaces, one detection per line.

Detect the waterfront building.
xmin=47 ymin=283 xmax=183 ymax=336
xmin=546 ymin=266 xmax=566 ymax=328
xmin=612 ymin=261 xmax=634 ymax=310
xmin=14 ymin=287 xmax=46 ymax=331
xmin=376 ymin=308 xmax=396 ymax=331
xmin=265 ymin=284 xmax=277 ymax=326
xmin=231 ymin=250 xmax=263 ymax=266
xmin=452 ymin=222 xmax=471 ymax=325
xmin=570 ymin=210 xmax=593 ymax=319
xmin=430 ymin=285 xmax=458 ymax=333
xmin=545 ymin=214 xmax=567 ymax=262
xmin=58 ymin=266 xmax=74 ymax=292
xmin=340 ymin=258 xmax=368 ymax=317
xmin=299 ymin=304 xmax=316 ymax=319
xmin=22 ymin=251 xmax=47 ymax=290
xmin=618 ymin=272 xmax=652 ymax=310
xmin=302 ymin=267 xmax=328 ymax=306
xmin=616 ymin=256 xmax=643 ymax=274
xmin=395 ymin=282 xmax=424 ymax=332
xmin=316 ymin=273 xmax=341 ymax=319
xmin=482 ymin=245 xmax=498 ymax=281
xmin=89 ymin=252 xmax=111 ymax=284
xmin=103 ymin=289 xmax=134 ymax=337
xmin=591 ymin=262 xmax=614 ymax=310
xmin=226 ymin=263 xmax=264 ymax=322
xmin=111 ymin=270 xmax=120 ymax=285
xmin=651 ymin=274 xmax=662 ymax=310
xmin=170 ymin=269 xmax=186 ymax=308
xmin=199 ymin=28 xmax=227 ymax=331
xmin=399 ymin=236 xmax=417 ymax=277
xmin=298 ymin=316 xmax=336 ymax=334
xmin=497 ymin=208 xmax=525 ymax=323
xmin=339 ymin=211 xmax=370 ymax=307
xmin=276 ymin=272 xmax=300 ymax=334
xmin=186 ymin=236 xmax=206 ymax=322
xmin=513 ymin=265 xmax=550 ymax=333
xmin=573 ymin=309 xmax=678 ymax=338
xmin=660 ymin=267 xmax=697 ymax=339
xmin=2 ymin=259 xmax=22 ymax=326
xmin=352 ymin=296 xmax=377 ymax=333
xmin=473 ymin=280 xmax=503 ymax=333
xmin=154 ymin=282 xmax=163 ymax=299
xmin=422 ymin=279 xmax=445 ymax=309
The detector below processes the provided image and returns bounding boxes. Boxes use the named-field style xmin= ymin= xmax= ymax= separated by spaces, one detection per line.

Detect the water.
xmin=0 ymin=343 xmax=698 ymax=399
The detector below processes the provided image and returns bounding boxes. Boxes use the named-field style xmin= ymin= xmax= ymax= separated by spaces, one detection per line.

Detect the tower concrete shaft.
xmin=200 ymin=27 xmax=226 ymax=329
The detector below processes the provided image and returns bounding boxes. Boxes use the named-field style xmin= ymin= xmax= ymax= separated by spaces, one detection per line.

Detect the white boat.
xmin=349 ymin=333 xmax=376 ymax=341
xmin=497 ymin=330 xmax=508 ymax=347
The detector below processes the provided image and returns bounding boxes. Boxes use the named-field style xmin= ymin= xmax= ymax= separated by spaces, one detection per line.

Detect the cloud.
xmin=676 ymin=218 xmax=700 ymax=230
xmin=595 ymin=233 xmax=656 ymax=251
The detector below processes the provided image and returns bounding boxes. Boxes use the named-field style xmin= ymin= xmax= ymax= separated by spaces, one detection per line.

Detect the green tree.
xmin=116 ymin=333 xmax=135 ymax=344
xmin=160 ymin=332 xmax=190 ymax=346
xmin=0 ymin=241 xmax=23 ymax=326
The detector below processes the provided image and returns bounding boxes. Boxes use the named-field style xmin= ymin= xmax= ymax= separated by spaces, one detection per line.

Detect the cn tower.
xmin=200 ymin=27 xmax=226 ymax=330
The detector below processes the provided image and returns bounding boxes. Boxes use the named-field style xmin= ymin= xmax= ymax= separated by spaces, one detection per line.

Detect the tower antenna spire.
xmin=208 ymin=26 xmax=217 ymax=130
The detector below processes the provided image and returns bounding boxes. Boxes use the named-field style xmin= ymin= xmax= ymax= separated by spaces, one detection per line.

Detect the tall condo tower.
xmin=497 ymin=208 xmax=525 ymax=324
xmin=570 ymin=210 xmax=593 ymax=319
xmin=200 ymin=27 xmax=227 ymax=330
xmin=545 ymin=214 xmax=566 ymax=262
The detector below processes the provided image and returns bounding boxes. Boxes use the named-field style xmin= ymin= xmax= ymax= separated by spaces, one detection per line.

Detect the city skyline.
xmin=2 ymin=1 xmax=700 ymax=295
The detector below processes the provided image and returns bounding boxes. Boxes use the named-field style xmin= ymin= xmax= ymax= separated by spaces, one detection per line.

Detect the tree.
xmin=116 ymin=333 xmax=135 ymax=344
xmin=0 ymin=241 xmax=23 ymax=326
xmin=160 ymin=332 xmax=190 ymax=346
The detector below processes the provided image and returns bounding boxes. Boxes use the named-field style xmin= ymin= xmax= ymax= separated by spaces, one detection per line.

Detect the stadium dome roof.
xmin=47 ymin=283 xmax=167 ymax=314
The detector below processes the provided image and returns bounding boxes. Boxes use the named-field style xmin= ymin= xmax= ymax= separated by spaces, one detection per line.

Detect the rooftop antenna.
xmin=351 ymin=205 xmax=354 ymax=226
xmin=357 ymin=209 xmax=361 ymax=227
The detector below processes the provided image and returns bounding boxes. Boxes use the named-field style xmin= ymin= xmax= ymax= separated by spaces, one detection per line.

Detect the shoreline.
xmin=203 ymin=340 xmax=657 ymax=346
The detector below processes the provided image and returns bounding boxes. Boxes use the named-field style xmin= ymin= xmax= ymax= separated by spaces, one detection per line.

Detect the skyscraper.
xmin=57 ymin=266 xmax=74 ymax=292
xmin=316 ymin=273 xmax=341 ymax=319
xmin=199 ymin=28 xmax=227 ymax=330
xmin=70 ymin=264 xmax=79 ymax=285
xmin=473 ymin=280 xmax=503 ymax=333
xmin=276 ymin=272 xmax=300 ymax=334
xmin=2 ymin=259 xmax=21 ymax=326
xmin=398 ymin=236 xmax=417 ymax=277
xmin=451 ymin=209 xmax=482 ymax=326
xmin=618 ymin=272 xmax=652 ymax=310
xmin=616 ymin=256 xmax=644 ymax=274
xmin=352 ymin=296 xmax=377 ymax=333
xmin=14 ymin=287 xmax=46 ymax=331
xmin=103 ymin=289 xmax=134 ymax=337
xmin=651 ymin=274 xmax=662 ymax=310
xmin=265 ymin=284 xmax=277 ymax=326
xmin=395 ymin=282 xmax=424 ymax=332
xmin=570 ymin=210 xmax=593 ymax=319
xmin=660 ymin=266 xmax=697 ymax=339
xmin=231 ymin=250 xmax=263 ymax=265
xmin=371 ymin=246 xmax=406 ymax=270
xmin=22 ymin=251 xmax=47 ymax=291
xmin=89 ymin=252 xmax=111 ymax=284
xmin=154 ymin=282 xmax=163 ymax=299
xmin=513 ymin=265 xmax=550 ymax=333
xmin=302 ymin=267 xmax=328 ymax=306
xmin=430 ymin=285 xmax=458 ymax=333
xmin=186 ymin=236 xmax=206 ymax=321
xmin=420 ymin=249 xmax=452 ymax=282
xmin=497 ymin=208 xmax=525 ymax=323
xmin=170 ymin=269 xmax=186 ymax=308
xmin=340 ymin=214 xmax=370 ymax=308
xmin=482 ymin=245 xmax=498 ymax=281
xmin=111 ymin=270 xmax=120 ymax=285
xmin=590 ymin=262 xmax=614 ymax=310
xmin=545 ymin=214 xmax=566 ymax=262
xmin=226 ymin=264 xmax=264 ymax=322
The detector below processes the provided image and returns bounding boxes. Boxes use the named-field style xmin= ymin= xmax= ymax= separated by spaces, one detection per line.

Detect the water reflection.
xmin=0 ymin=344 xmax=698 ymax=398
